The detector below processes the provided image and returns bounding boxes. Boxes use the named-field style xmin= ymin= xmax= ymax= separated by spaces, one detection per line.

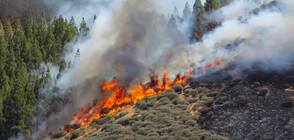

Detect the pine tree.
xmin=37 ymin=12 xmax=47 ymax=47
xmin=59 ymin=59 xmax=67 ymax=73
xmin=205 ymin=0 xmax=221 ymax=12
xmin=69 ymin=17 xmax=78 ymax=38
xmin=44 ymin=68 xmax=52 ymax=90
xmin=24 ymin=16 xmax=37 ymax=43
xmin=173 ymin=7 xmax=181 ymax=22
xmin=0 ymin=21 xmax=4 ymax=39
xmin=183 ymin=2 xmax=192 ymax=21
xmin=79 ymin=18 xmax=89 ymax=37
xmin=193 ymin=0 xmax=205 ymax=15
xmin=94 ymin=15 xmax=97 ymax=23
xmin=4 ymin=20 xmax=14 ymax=40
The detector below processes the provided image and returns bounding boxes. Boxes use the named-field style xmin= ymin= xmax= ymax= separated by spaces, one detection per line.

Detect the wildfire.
xmin=67 ymin=59 xmax=223 ymax=131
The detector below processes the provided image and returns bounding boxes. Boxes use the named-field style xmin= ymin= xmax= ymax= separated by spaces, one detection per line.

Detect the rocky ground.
xmin=198 ymin=69 xmax=294 ymax=140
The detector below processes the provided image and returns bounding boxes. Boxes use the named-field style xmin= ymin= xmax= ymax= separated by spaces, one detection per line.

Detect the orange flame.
xmin=202 ymin=59 xmax=223 ymax=70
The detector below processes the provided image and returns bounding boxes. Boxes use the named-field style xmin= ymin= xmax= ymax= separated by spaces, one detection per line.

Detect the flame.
xmin=67 ymin=59 xmax=223 ymax=131
xmin=201 ymin=59 xmax=223 ymax=70
xmin=285 ymin=86 xmax=294 ymax=92
xmin=69 ymin=71 xmax=188 ymax=128
xmin=101 ymin=80 xmax=118 ymax=90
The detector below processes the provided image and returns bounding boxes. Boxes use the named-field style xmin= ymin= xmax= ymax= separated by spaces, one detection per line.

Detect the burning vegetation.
xmin=66 ymin=59 xmax=222 ymax=131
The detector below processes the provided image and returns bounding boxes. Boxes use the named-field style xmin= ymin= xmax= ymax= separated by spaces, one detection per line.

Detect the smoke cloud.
xmin=189 ymin=0 xmax=294 ymax=72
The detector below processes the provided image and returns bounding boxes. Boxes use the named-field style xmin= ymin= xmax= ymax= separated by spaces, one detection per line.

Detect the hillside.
xmin=45 ymin=78 xmax=229 ymax=140
xmin=45 ymin=67 xmax=294 ymax=140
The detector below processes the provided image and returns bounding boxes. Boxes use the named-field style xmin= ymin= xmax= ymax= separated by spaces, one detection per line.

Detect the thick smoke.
xmin=57 ymin=0 xmax=189 ymax=89
xmin=33 ymin=0 xmax=189 ymax=138
xmin=189 ymin=0 xmax=294 ymax=72
xmin=33 ymin=0 xmax=294 ymax=138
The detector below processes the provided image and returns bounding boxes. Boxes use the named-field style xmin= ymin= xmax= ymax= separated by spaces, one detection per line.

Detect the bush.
xmin=253 ymin=82 xmax=261 ymax=87
xmin=172 ymin=98 xmax=181 ymax=105
xmin=117 ymin=117 xmax=134 ymax=125
xmin=196 ymin=87 xmax=209 ymax=93
xmin=184 ymin=88 xmax=198 ymax=97
xmin=187 ymin=98 xmax=198 ymax=104
xmin=52 ymin=131 xmax=65 ymax=138
xmin=115 ymin=111 xmax=128 ymax=119
xmin=101 ymin=124 xmax=126 ymax=134
xmin=173 ymin=84 xmax=183 ymax=93
xmin=136 ymin=100 xmax=148 ymax=110
xmin=156 ymin=97 xmax=171 ymax=106
xmin=185 ymin=119 xmax=197 ymax=127
xmin=92 ymin=115 xmax=112 ymax=125
xmin=259 ymin=87 xmax=269 ymax=96
xmin=207 ymin=91 xmax=218 ymax=97
xmin=147 ymin=100 xmax=156 ymax=107
xmin=238 ymin=96 xmax=251 ymax=105
xmin=176 ymin=104 xmax=188 ymax=110
xmin=100 ymin=107 xmax=111 ymax=114
xmin=165 ymin=92 xmax=179 ymax=100
xmin=70 ymin=130 xmax=81 ymax=139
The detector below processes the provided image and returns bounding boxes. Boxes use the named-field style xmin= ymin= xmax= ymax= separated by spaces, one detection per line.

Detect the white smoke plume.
xmin=189 ymin=0 xmax=294 ymax=72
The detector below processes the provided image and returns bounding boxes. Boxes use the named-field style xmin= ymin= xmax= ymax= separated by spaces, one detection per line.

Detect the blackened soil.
xmin=199 ymin=70 xmax=294 ymax=140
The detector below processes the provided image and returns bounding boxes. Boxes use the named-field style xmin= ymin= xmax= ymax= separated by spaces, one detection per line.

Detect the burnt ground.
xmin=196 ymin=69 xmax=294 ymax=140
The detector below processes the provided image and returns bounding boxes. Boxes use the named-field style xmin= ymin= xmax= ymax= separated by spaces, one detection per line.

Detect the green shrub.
xmin=136 ymin=100 xmax=148 ymax=110
xmin=141 ymin=110 xmax=157 ymax=121
xmin=187 ymin=98 xmax=198 ymax=104
xmin=160 ymin=135 xmax=174 ymax=140
xmin=172 ymin=98 xmax=181 ymax=105
xmin=185 ymin=119 xmax=197 ymax=127
xmin=156 ymin=98 xmax=171 ymax=106
xmin=92 ymin=115 xmax=112 ymax=125
xmin=176 ymin=104 xmax=188 ymax=110
xmin=165 ymin=92 xmax=179 ymax=100
xmin=100 ymin=107 xmax=111 ymax=114
xmin=173 ymin=84 xmax=183 ymax=93
xmin=117 ymin=117 xmax=134 ymax=125
xmin=184 ymin=88 xmax=198 ymax=97
xmin=52 ymin=131 xmax=65 ymax=138
xmin=90 ymin=123 xmax=100 ymax=129
xmin=120 ymin=135 xmax=136 ymax=140
xmin=147 ymin=100 xmax=156 ymax=107
xmin=101 ymin=124 xmax=125 ymax=134
xmin=70 ymin=130 xmax=81 ymax=139
xmin=207 ymin=91 xmax=218 ymax=97
xmin=196 ymin=87 xmax=209 ymax=93
xmin=115 ymin=111 xmax=128 ymax=119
